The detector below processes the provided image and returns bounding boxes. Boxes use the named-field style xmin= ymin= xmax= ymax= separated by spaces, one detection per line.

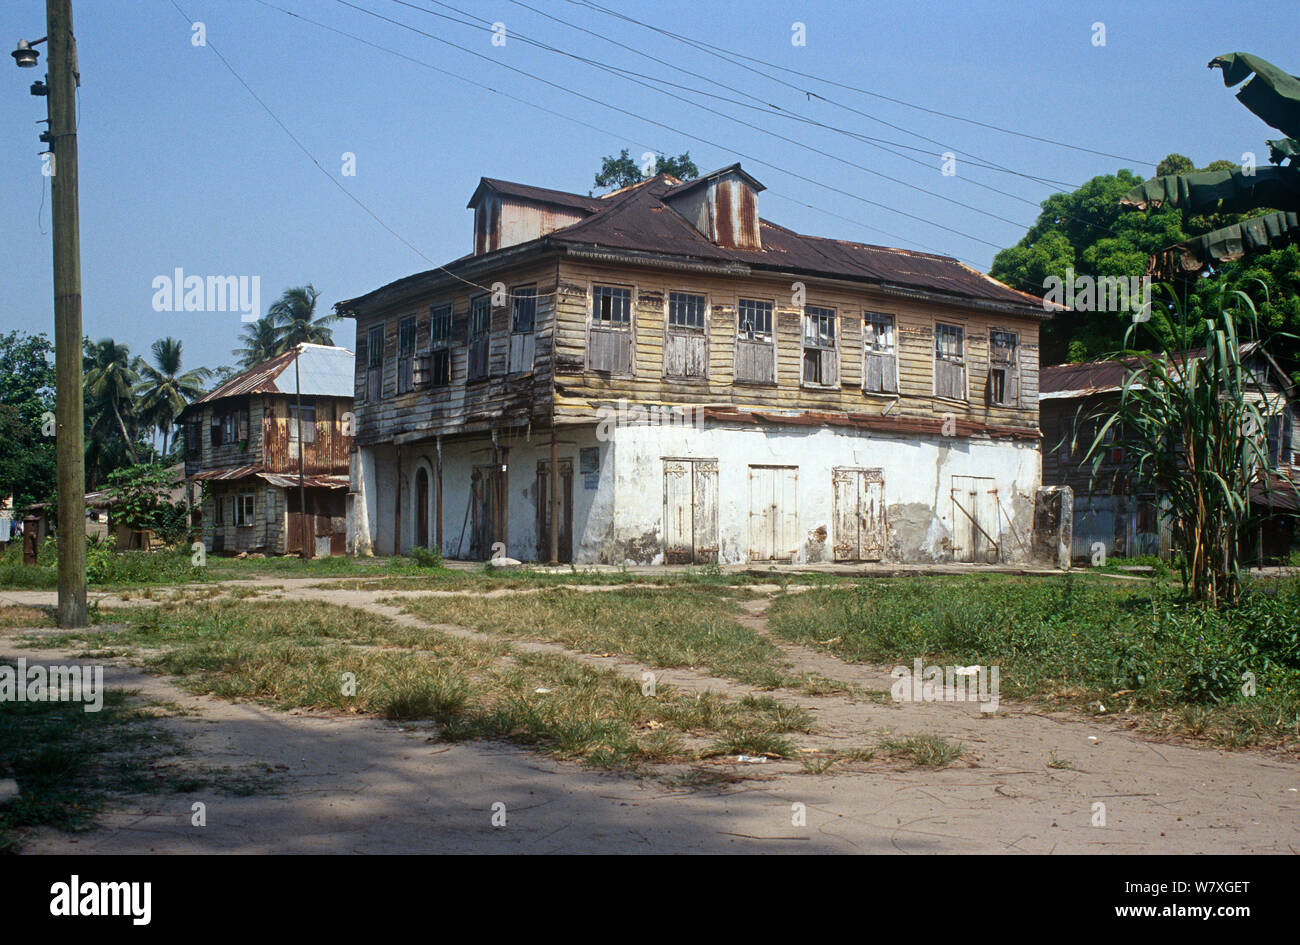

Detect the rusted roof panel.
xmin=339 ymin=170 xmax=1044 ymax=314
xmin=188 ymin=344 xmax=354 ymax=408
xmin=467 ymin=177 xmax=605 ymax=213
xmin=257 ymin=473 xmax=349 ymax=490
xmin=189 ymin=464 xmax=263 ymax=482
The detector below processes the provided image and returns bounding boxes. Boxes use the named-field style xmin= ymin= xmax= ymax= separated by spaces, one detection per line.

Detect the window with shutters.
xmin=987 ymin=329 xmax=1019 ymax=406
xmin=665 ymin=291 xmax=707 ymax=378
xmin=735 ymin=298 xmax=774 ymax=384
xmin=934 ymin=323 xmax=966 ymax=401
xmin=185 ymin=420 xmax=201 ymax=456
xmin=426 ymin=304 xmax=452 ymax=387
xmin=509 ymin=285 xmax=537 ymax=374
xmin=802 ymin=306 xmax=838 ymax=387
xmin=212 ymin=492 xmax=224 ymax=526
xmin=397 ymin=316 xmax=417 ymax=394
xmin=366 ymin=324 xmax=385 ymax=402
xmin=1266 ymin=406 xmax=1294 ymax=468
xmin=862 ymin=312 xmax=897 ymax=394
xmin=588 ymin=284 xmax=633 ymax=375
xmin=289 ymin=402 xmax=316 ymax=461
xmin=468 ymin=295 xmax=491 ymax=382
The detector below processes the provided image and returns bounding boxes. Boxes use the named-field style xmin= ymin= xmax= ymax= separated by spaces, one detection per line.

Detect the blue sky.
xmin=2 ymin=0 xmax=1296 ymax=375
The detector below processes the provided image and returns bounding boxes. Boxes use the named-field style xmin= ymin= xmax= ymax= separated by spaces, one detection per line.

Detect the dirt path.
xmin=4 ymin=582 xmax=1299 ymax=854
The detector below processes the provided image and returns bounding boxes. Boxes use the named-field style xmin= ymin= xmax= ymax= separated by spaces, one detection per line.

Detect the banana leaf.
xmin=1210 ymin=52 xmax=1300 ymax=141
xmin=1120 ymin=165 xmax=1300 ymax=214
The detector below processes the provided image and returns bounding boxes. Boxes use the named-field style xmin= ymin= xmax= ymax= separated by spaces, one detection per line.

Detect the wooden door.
xmin=415 ymin=467 xmax=430 ymax=549
xmin=663 ymin=459 xmax=718 ymax=564
xmin=950 ymin=475 xmax=999 ymax=563
xmin=832 ymin=468 xmax=885 ymax=562
xmin=536 ymin=460 xmax=573 ymax=564
xmin=749 ymin=465 xmax=798 ymax=562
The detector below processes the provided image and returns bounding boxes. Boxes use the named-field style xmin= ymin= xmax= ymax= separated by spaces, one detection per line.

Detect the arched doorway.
xmin=415 ymin=466 xmax=430 ymax=549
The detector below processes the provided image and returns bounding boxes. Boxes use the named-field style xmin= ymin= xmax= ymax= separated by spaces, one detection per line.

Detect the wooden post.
xmin=435 ymin=435 xmax=443 ymax=553
xmin=394 ymin=445 xmax=402 ymax=555
xmin=549 ymin=423 xmax=559 ymax=565
xmin=48 ymin=0 xmax=86 ymax=627
xmin=294 ymin=348 xmax=308 ymax=558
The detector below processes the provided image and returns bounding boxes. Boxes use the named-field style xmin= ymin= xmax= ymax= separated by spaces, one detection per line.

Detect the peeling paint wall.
xmin=352 ymin=419 xmax=1040 ymax=565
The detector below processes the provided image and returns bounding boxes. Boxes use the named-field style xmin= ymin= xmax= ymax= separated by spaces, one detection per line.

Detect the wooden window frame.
xmin=235 ymin=491 xmax=255 ymax=528
xmin=801 ymin=305 xmax=839 ymax=389
xmin=933 ymin=322 xmax=967 ymax=403
xmin=861 ymin=311 xmax=898 ymax=395
xmin=509 ymin=284 xmax=538 ymax=376
xmin=586 ymin=283 xmax=635 ymax=376
xmin=467 ymin=295 xmax=492 ymax=383
xmin=735 ymin=297 xmax=776 ymax=386
xmin=427 ymin=303 xmax=452 ymax=387
xmin=366 ymin=323 xmax=385 ymax=402
xmin=664 ymin=291 xmax=708 ymax=380
xmin=397 ymin=315 xmax=417 ymax=395
xmin=987 ymin=328 xmax=1020 ymax=407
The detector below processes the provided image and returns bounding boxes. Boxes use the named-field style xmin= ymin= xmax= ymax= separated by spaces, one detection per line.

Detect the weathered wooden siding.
xmin=351 ymin=259 xmax=559 ymax=446
xmin=261 ymin=395 xmax=353 ymax=475
xmin=551 ymin=260 xmax=1041 ymax=431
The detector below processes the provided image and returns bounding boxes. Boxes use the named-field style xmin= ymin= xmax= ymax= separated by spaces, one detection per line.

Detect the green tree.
xmin=83 ymin=338 xmax=144 ymax=467
xmin=592 ymin=149 xmax=699 ymax=193
xmin=135 ymin=337 xmax=211 ymax=459
xmin=234 ymin=316 xmax=286 ymax=368
xmin=269 ymin=285 xmax=338 ymax=349
xmin=0 ymin=331 xmax=57 ymax=509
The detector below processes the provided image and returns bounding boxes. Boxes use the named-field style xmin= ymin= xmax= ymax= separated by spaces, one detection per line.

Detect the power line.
xmin=396 ymin=0 xmax=1039 ymax=234
xmin=251 ymin=0 xmax=949 ymax=257
xmin=332 ymin=0 xmax=1007 ymax=251
xmin=180 ymin=0 xmax=1056 ymax=301
xmin=572 ymin=0 xmax=1157 ymax=168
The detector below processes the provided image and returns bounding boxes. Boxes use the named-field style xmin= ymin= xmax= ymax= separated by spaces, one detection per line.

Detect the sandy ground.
xmin=3 ymin=578 xmax=1298 ymax=854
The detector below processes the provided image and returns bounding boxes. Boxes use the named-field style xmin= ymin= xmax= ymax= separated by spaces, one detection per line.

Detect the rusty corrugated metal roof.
xmin=189 ymin=464 xmax=263 ymax=482
xmin=186 ymin=344 xmax=353 ymax=410
xmin=338 ymin=168 xmax=1045 ymax=314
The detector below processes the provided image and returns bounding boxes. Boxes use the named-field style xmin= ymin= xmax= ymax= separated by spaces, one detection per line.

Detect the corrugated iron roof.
xmin=189 ymin=464 xmax=263 ymax=482
xmin=1040 ymin=343 xmax=1265 ymax=399
xmin=468 ymin=177 xmax=606 ymax=213
xmin=188 ymin=464 xmax=349 ymax=490
xmin=257 ymin=473 xmax=349 ymax=490
xmin=186 ymin=344 xmax=353 ymax=410
xmin=338 ymin=169 xmax=1045 ymax=314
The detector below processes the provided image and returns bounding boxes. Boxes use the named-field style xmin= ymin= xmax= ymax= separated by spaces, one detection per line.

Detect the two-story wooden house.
xmin=179 ymin=343 xmax=354 ymax=556
xmin=337 ymin=164 xmax=1048 ymax=565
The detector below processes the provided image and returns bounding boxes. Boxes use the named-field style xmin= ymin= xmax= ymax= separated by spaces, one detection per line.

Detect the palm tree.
xmin=234 ymin=316 xmax=286 ymax=368
xmin=84 ymin=338 xmax=143 ymax=465
xmin=269 ymin=285 xmax=339 ymax=349
xmin=136 ymin=338 xmax=212 ymax=458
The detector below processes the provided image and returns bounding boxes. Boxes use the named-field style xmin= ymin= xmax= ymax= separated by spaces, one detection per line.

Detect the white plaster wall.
xmin=354 ymin=421 xmax=1042 ymax=565
xmin=609 ymin=420 xmax=1041 ymax=565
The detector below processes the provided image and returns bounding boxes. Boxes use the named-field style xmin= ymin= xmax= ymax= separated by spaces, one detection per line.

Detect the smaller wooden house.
xmin=179 ymin=344 xmax=354 ymax=556
xmin=1040 ymin=344 xmax=1298 ymax=561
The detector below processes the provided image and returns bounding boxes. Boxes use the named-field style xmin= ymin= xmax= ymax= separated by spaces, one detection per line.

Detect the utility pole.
xmin=36 ymin=0 xmax=87 ymax=627
xmin=294 ymin=345 xmax=308 ymax=559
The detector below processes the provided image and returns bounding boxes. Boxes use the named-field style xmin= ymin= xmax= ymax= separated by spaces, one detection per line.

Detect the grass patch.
xmin=83 ymin=600 xmax=811 ymax=772
xmin=0 ymin=606 xmax=54 ymax=628
xmin=879 ymin=733 xmax=964 ymax=767
xmin=767 ymin=574 xmax=1300 ymax=748
xmin=392 ymin=586 xmax=843 ymax=694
